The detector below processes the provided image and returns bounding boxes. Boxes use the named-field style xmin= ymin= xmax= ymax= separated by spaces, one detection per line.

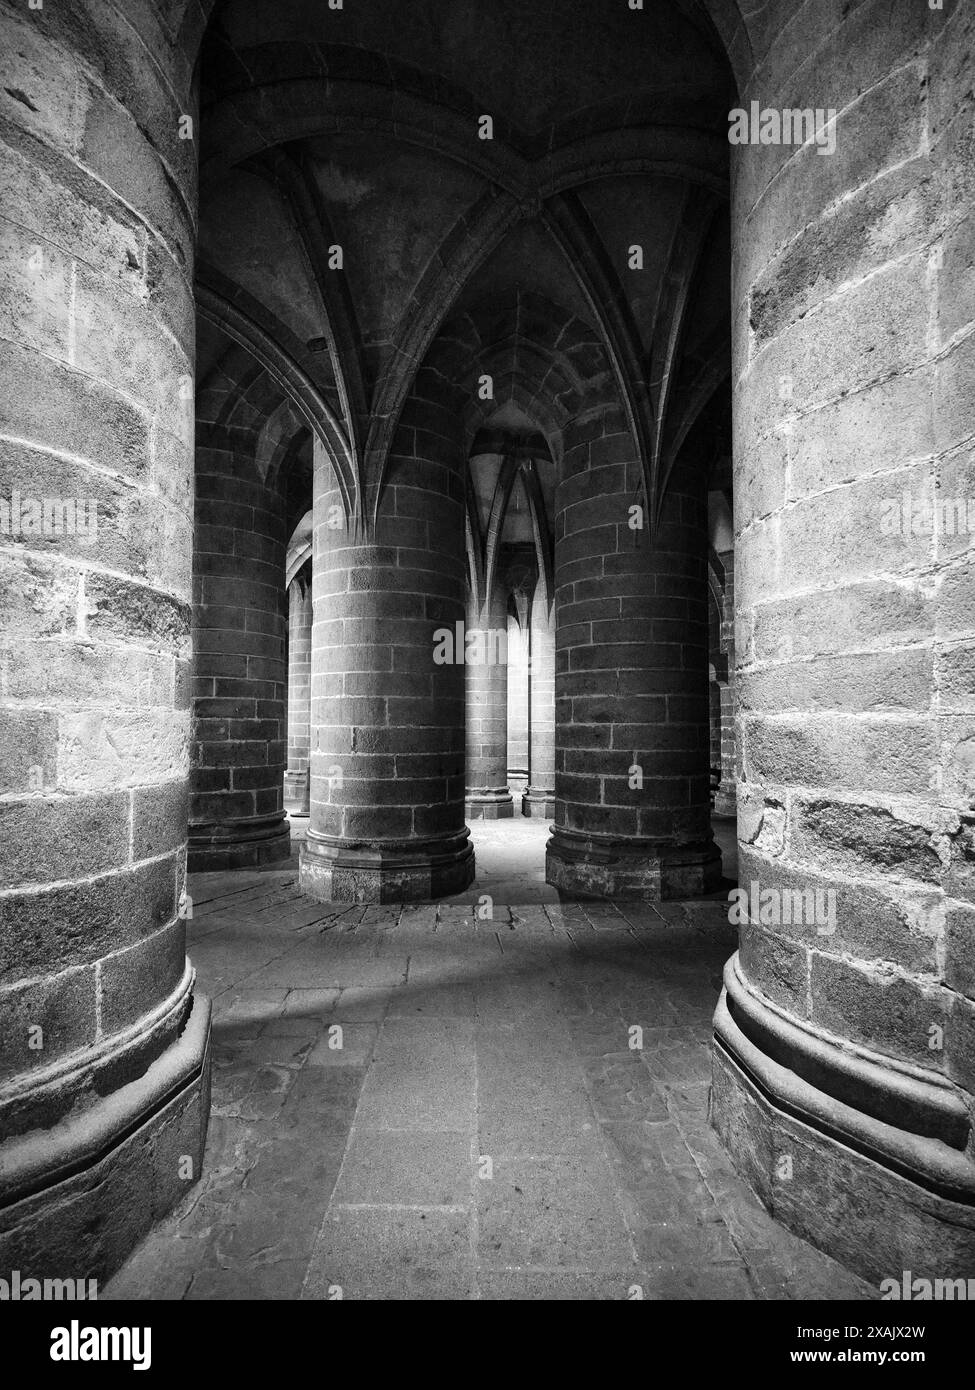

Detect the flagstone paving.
xmin=104 ymin=820 xmax=874 ymax=1301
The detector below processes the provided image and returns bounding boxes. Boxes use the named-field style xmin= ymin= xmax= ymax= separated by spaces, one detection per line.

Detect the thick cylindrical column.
xmin=465 ymin=583 xmax=513 ymax=819
xmin=300 ymin=424 xmax=473 ymax=902
xmin=284 ymin=573 xmax=312 ymax=815
xmin=523 ymin=576 xmax=556 ymax=818
xmin=712 ymin=1 xmax=975 ymax=1282
xmin=0 ymin=1 xmax=209 ymax=1279
xmin=546 ymin=419 xmax=719 ymax=897
xmin=189 ymin=442 xmax=289 ymax=869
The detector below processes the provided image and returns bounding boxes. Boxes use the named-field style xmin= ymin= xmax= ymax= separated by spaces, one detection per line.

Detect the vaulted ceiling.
xmin=195 ymin=0 xmax=735 ymax=536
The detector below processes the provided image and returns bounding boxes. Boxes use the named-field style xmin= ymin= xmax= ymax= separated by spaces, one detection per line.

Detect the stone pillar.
xmin=465 ymin=582 xmax=513 ymax=819
xmin=189 ymin=440 xmax=290 ymax=869
xmin=284 ymin=573 xmax=312 ymax=815
xmin=546 ymin=419 xmax=719 ymax=898
xmin=714 ymin=547 xmax=737 ymax=817
xmin=506 ymin=610 xmax=530 ymax=805
xmin=708 ymin=665 xmax=722 ymax=799
xmin=712 ymin=1 xmax=975 ymax=1282
xmin=300 ymin=426 xmax=474 ymax=902
xmin=0 ymin=0 xmax=209 ymax=1279
xmin=523 ymin=575 xmax=556 ymax=818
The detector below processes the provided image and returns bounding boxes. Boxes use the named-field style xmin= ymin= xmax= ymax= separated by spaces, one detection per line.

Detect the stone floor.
xmin=105 ymin=819 xmax=873 ymax=1300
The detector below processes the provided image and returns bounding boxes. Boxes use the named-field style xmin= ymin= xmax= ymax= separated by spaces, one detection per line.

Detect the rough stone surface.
xmin=104 ymin=822 xmax=872 ymax=1301
xmin=284 ymin=573 xmax=312 ymax=815
xmin=0 ymin=0 xmax=208 ymax=1284
xmin=4 ymin=0 xmax=973 ymax=1294
xmin=728 ymin=0 xmax=975 ymax=1268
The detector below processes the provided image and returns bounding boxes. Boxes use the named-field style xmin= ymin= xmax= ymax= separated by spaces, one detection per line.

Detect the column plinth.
xmin=301 ymin=827 xmax=473 ymax=903
xmin=465 ymin=788 xmax=515 ymax=819
xmin=546 ymin=825 xmax=719 ymax=898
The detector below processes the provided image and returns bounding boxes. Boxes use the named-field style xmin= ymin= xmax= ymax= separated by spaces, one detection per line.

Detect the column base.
xmin=713 ymin=788 xmax=737 ymax=817
xmin=465 ymin=788 xmax=514 ymax=820
xmin=0 ymin=982 xmax=211 ymax=1284
xmin=508 ymin=771 xmax=529 ymax=803
xmin=545 ymin=825 xmax=721 ymax=899
xmin=712 ymin=955 xmax=975 ymax=1285
xmin=299 ymin=828 xmax=475 ymax=903
xmin=522 ymin=789 xmax=556 ymax=818
xmin=188 ymin=814 xmax=291 ymax=871
xmin=284 ymin=769 xmax=310 ymax=816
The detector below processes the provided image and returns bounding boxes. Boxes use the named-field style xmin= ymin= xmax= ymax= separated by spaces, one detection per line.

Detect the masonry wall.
xmin=709 ymin=591 xmax=722 ymax=778
xmin=507 ymin=612 xmax=529 ymax=803
xmin=0 ymin=0 xmax=209 ymax=1278
xmin=465 ymin=580 xmax=512 ymax=817
xmin=301 ymin=372 xmax=473 ymax=901
xmin=190 ymin=424 xmax=289 ymax=868
xmin=715 ymin=547 xmax=736 ymax=816
xmin=285 ymin=573 xmax=312 ymax=813
xmin=524 ymin=574 xmax=556 ymax=816
xmin=548 ymin=402 xmax=718 ymax=897
xmin=712 ymin=0 xmax=975 ymax=1280
xmin=709 ymin=676 xmax=721 ymax=784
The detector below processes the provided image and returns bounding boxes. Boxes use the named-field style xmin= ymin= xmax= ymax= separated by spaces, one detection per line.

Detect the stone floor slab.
xmin=331 ymin=1129 xmax=472 ymax=1207
xmin=303 ymin=1208 xmax=474 ymax=1300
xmin=104 ymin=820 xmax=875 ymax=1302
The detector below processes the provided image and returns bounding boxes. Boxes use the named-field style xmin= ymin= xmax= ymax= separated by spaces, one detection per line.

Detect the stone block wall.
xmin=548 ymin=403 xmax=718 ymax=898
xmin=285 ymin=573 xmax=312 ymax=814
xmin=524 ymin=574 xmax=556 ymax=817
xmin=300 ymin=374 xmax=473 ymax=900
xmin=709 ymin=589 xmax=722 ymax=778
xmin=506 ymin=612 xmax=530 ymax=802
xmin=0 ymin=0 xmax=209 ymax=1281
xmin=465 ymin=581 xmax=513 ymax=818
xmin=189 ymin=418 xmax=289 ymax=868
xmin=712 ymin=0 xmax=975 ymax=1282
xmin=715 ymin=546 xmax=736 ymax=816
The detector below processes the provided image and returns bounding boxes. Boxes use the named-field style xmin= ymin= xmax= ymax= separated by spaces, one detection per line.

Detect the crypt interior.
xmin=1 ymin=0 xmax=974 ymax=1299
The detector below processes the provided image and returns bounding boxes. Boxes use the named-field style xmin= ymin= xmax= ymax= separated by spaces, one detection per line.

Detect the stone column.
xmin=546 ymin=419 xmax=719 ymax=897
xmin=506 ymin=610 xmax=530 ymax=805
xmin=712 ymin=1 xmax=975 ymax=1281
xmin=708 ymin=665 xmax=722 ymax=800
xmin=284 ymin=573 xmax=312 ymax=815
xmin=713 ymin=547 xmax=737 ymax=817
xmin=523 ymin=575 xmax=556 ymax=818
xmin=465 ymin=581 xmax=513 ymax=819
xmin=189 ymin=440 xmax=289 ymax=869
xmin=0 ymin=0 xmax=209 ymax=1279
xmin=300 ymin=423 xmax=473 ymax=902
